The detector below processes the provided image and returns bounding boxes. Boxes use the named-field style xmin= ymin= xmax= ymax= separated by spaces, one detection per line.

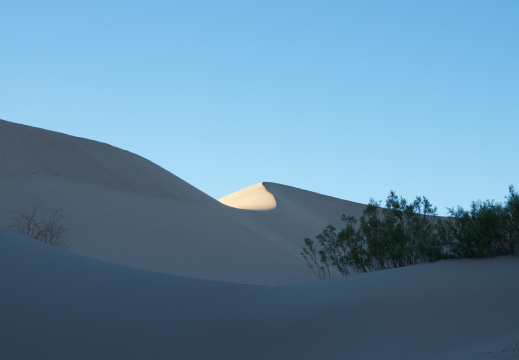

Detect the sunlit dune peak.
xmin=218 ymin=182 xmax=277 ymax=211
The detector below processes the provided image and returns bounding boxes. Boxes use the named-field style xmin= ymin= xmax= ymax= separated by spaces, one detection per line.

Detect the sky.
xmin=1 ymin=1 xmax=518 ymax=215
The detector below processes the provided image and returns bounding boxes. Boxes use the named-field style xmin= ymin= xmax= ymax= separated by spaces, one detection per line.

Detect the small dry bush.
xmin=9 ymin=197 xmax=70 ymax=250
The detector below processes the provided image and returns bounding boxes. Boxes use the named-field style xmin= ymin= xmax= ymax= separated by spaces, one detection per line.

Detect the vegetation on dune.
xmin=302 ymin=186 xmax=519 ymax=280
xmin=9 ymin=197 xmax=70 ymax=250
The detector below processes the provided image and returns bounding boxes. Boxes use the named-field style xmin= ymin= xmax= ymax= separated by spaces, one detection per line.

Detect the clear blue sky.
xmin=2 ymin=1 xmax=518 ymax=215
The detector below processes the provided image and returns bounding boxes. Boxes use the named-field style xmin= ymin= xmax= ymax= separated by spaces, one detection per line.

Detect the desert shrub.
xmin=357 ymin=193 xmax=444 ymax=270
xmin=338 ymin=215 xmax=370 ymax=273
xmin=444 ymin=186 xmax=519 ymax=258
xmin=506 ymin=185 xmax=519 ymax=243
xmin=301 ymin=191 xmax=444 ymax=279
xmin=301 ymin=237 xmax=328 ymax=280
xmin=302 ymin=187 xmax=519 ymax=280
xmin=9 ymin=197 xmax=70 ymax=250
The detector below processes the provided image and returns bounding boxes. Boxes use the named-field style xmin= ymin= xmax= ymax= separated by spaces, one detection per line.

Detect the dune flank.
xmin=0 ymin=119 xmax=364 ymax=283
xmin=2 ymin=228 xmax=518 ymax=360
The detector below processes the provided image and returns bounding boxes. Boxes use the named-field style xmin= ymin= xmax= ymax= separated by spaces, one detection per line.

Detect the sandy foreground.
xmin=1 ymin=119 xmax=518 ymax=359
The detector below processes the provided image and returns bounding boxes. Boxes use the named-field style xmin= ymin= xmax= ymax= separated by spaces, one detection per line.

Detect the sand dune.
xmin=0 ymin=119 xmax=208 ymax=199
xmin=2 ymin=119 xmax=518 ymax=359
xmin=219 ymin=182 xmax=278 ymax=210
xmin=1 ymin=227 xmax=518 ymax=360
xmin=0 ymin=119 xmax=365 ymax=282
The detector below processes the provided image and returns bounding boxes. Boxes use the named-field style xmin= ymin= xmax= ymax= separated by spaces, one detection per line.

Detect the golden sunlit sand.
xmin=219 ymin=182 xmax=278 ymax=210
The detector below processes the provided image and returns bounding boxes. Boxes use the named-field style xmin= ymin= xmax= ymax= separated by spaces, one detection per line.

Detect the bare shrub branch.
xmin=9 ymin=197 xmax=70 ymax=250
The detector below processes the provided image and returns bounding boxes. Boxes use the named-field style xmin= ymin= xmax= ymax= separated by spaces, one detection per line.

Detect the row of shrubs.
xmin=301 ymin=186 xmax=519 ymax=280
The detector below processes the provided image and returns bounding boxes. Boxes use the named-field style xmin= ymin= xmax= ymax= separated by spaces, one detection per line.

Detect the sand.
xmin=2 ymin=228 xmax=518 ymax=359
xmin=1 ymin=119 xmax=518 ymax=359
xmin=219 ymin=182 xmax=278 ymax=210
xmin=0 ymin=120 xmax=366 ymax=283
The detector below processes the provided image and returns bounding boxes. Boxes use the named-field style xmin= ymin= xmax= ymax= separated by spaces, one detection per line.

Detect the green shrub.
xmin=302 ymin=186 xmax=518 ymax=280
xmin=302 ymin=191 xmax=444 ymax=278
xmin=444 ymin=186 xmax=519 ymax=258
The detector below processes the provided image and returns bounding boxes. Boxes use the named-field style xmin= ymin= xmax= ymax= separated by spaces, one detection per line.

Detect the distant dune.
xmin=219 ymin=182 xmax=278 ymax=211
xmin=0 ymin=119 xmax=208 ymax=198
xmin=0 ymin=119 xmax=364 ymax=283
xmin=1 ymin=119 xmax=518 ymax=360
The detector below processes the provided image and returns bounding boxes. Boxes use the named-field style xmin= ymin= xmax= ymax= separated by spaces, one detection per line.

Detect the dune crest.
xmin=0 ymin=119 xmax=209 ymax=199
xmin=218 ymin=182 xmax=277 ymax=211
xmin=0 ymin=120 xmax=371 ymax=282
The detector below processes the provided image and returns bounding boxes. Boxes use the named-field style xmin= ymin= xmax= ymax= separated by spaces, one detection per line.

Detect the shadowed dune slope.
xmin=0 ymin=119 xmax=209 ymax=199
xmin=0 ymin=120 xmax=366 ymax=282
xmin=2 ymin=227 xmax=519 ymax=360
